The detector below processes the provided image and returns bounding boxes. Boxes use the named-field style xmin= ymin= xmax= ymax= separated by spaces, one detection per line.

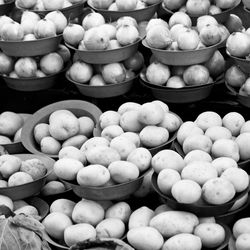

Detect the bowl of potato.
xmin=21 ymin=100 xmax=103 ymax=158
xmin=0 ymin=154 xmax=55 ymax=200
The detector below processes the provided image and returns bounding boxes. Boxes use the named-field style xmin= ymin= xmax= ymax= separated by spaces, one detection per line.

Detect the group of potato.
xmin=33 ymin=109 xmax=95 ymax=155
xmin=98 ymin=100 xmax=181 ymax=149
xmin=0 ymin=155 xmax=47 ymax=187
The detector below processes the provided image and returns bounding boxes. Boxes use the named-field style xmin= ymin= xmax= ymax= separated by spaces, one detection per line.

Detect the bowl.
xmin=0 ymin=0 xmax=15 ymax=15
xmin=0 ymin=154 xmax=55 ymax=200
xmin=66 ymin=72 xmax=138 ymax=98
xmin=228 ymin=237 xmax=236 ymax=250
xmin=161 ymin=0 xmax=241 ymax=25
xmin=139 ymin=71 xmax=215 ymax=103
xmin=87 ymin=0 xmax=162 ymax=22
xmin=151 ymin=172 xmax=250 ymax=217
xmin=65 ymin=37 xmax=142 ymax=65
xmin=0 ymin=34 xmax=62 ymax=57
xmin=60 ymin=168 xmax=151 ymax=201
xmin=227 ymin=52 xmax=250 ymax=74
xmin=142 ymin=39 xmax=224 ymax=66
xmin=21 ymin=100 xmax=102 ymax=158
xmin=1 ymin=63 xmax=69 ymax=92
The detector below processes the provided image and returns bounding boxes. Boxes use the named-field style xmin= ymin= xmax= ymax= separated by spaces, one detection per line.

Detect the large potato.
xmin=108 ymin=160 xmax=139 ymax=183
xmin=105 ymin=202 xmax=131 ymax=223
xmin=101 ymin=125 xmax=124 ymax=141
xmin=119 ymin=110 xmax=144 ymax=133
xmin=128 ymin=206 xmax=154 ymax=230
xmin=127 ymin=226 xmax=164 ymax=250
xmin=99 ymin=111 xmax=121 ymax=130
xmin=0 ymin=111 xmax=23 ymax=136
xmin=233 ymin=218 xmax=250 ymax=239
xmin=80 ymin=137 xmax=110 ymax=152
xmin=162 ymin=233 xmax=202 ymax=250
xmin=77 ymin=164 xmax=110 ymax=187
xmin=149 ymin=211 xmax=199 ymax=238
xmin=139 ymin=126 xmax=169 ymax=148
xmin=0 ymin=155 xmax=22 ymax=179
xmin=118 ymin=102 xmax=141 ymax=115
xmin=86 ymin=146 xmax=121 ymax=167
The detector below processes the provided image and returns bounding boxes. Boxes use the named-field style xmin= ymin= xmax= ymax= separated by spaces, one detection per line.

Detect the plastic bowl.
xmin=227 ymin=52 xmax=250 ymax=74
xmin=161 ymin=0 xmax=241 ymax=25
xmin=87 ymin=0 xmax=162 ymax=22
xmin=1 ymin=64 xmax=69 ymax=92
xmin=151 ymin=172 xmax=249 ymax=217
xmin=0 ymin=34 xmax=62 ymax=57
xmin=66 ymin=72 xmax=137 ymax=98
xmin=139 ymin=72 xmax=215 ymax=103
xmin=60 ymin=168 xmax=151 ymax=201
xmin=0 ymin=0 xmax=15 ymax=15
xmin=21 ymin=100 xmax=102 ymax=158
xmin=142 ymin=39 xmax=223 ymax=66
xmin=0 ymin=154 xmax=55 ymax=200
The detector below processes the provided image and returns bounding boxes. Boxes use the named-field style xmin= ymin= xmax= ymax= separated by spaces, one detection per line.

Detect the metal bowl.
xmin=0 ymin=154 xmax=55 ymax=200
xmin=142 ymin=39 xmax=224 ymax=66
xmin=0 ymin=0 xmax=15 ymax=15
xmin=0 ymin=34 xmax=62 ymax=57
xmin=87 ymin=0 xmax=162 ymax=22
xmin=21 ymin=100 xmax=102 ymax=158
xmin=151 ymin=171 xmax=250 ymax=217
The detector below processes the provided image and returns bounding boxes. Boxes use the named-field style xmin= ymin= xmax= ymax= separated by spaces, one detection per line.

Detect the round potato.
xmin=159 ymin=112 xmax=181 ymax=133
xmin=50 ymin=199 xmax=76 ymax=218
xmin=236 ymin=233 xmax=250 ymax=250
xmin=139 ymin=126 xmax=169 ymax=148
xmin=105 ymin=202 xmax=131 ymax=223
xmin=108 ymin=160 xmax=139 ymax=183
xmin=205 ymin=126 xmax=232 ymax=142
xmin=59 ymin=146 xmax=86 ymax=164
xmin=77 ymin=164 xmax=110 ymax=187
xmin=119 ymin=110 xmax=144 ymax=133
xmin=99 ymin=111 xmax=121 ymax=130
xmin=34 ymin=123 xmax=50 ymax=144
xmin=0 ymin=155 xmax=22 ymax=179
xmin=233 ymin=218 xmax=250 ymax=239
xmin=119 ymin=132 xmax=140 ymax=147
xmin=101 ymin=125 xmax=124 ymax=141
xmin=8 ymin=172 xmax=33 ymax=187
xmin=211 ymin=157 xmax=238 ymax=176
xmin=41 ymin=181 xmax=66 ymax=196
xmin=127 ymin=226 xmax=164 ymax=250
xmin=15 ymin=205 xmax=39 ymax=217
xmin=80 ymin=137 xmax=109 ymax=152
xmin=195 ymin=111 xmax=222 ymax=131
xmin=78 ymin=116 xmax=95 ymax=138
xmin=184 ymin=150 xmax=212 ymax=164
xmin=118 ymin=102 xmax=141 ymax=115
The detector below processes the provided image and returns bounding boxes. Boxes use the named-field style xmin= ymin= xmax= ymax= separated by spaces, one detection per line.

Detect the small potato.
xmin=40 ymin=136 xmax=61 ymax=155
xmin=128 ymin=206 xmax=154 ymax=230
xmin=0 ymin=155 xmax=22 ymax=179
xmin=105 ymin=202 xmax=131 ymax=223
xmin=50 ymin=199 xmax=76 ymax=218
xmin=64 ymin=223 xmax=96 ymax=247
xmin=236 ymin=233 xmax=250 ymax=250
xmin=119 ymin=132 xmax=140 ymax=147
xmin=20 ymin=158 xmax=47 ymax=180
xmin=181 ymin=161 xmax=218 ymax=186
xmin=140 ymin=126 xmax=169 ymax=148
xmin=202 ymin=178 xmax=236 ymax=205
xmin=119 ymin=110 xmax=144 ymax=133
xmin=15 ymin=205 xmax=39 ymax=217
xmin=86 ymin=146 xmax=121 ymax=167
xmin=0 ymin=135 xmax=12 ymax=144
xmin=99 ymin=111 xmax=121 ymax=130
xmin=0 ymin=180 xmax=7 ymax=187
xmin=101 ymin=125 xmax=124 ymax=141
xmin=41 ymin=181 xmax=66 ymax=196
xmin=162 ymin=233 xmax=202 ymax=250
xmin=78 ymin=116 xmax=95 ymax=137
xmin=110 ymin=136 xmax=136 ymax=160
xmin=108 ymin=160 xmax=139 ymax=183
xmin=59 ymin=146 xmax=86 ymax=164
xmin=184 ymin=150 xmax=212 ymax=164
xmin=62 ymin=135 xmax=88 ymax=149
xmin=54 ymin=158 xmax=83 ymax=181
xmin=159 ymin=112 xmax=182 ymax=133
xmin=8 ymin=172 xmax=33 ymax=187
xmin=80 ymin=137 xmax=110 ymax=152
xmin=234 ymin=218 xmax=250 ymax=239
xmin=34 ymin=123 xmax=50 ymax=144
xmin=127 ymin=227 xmax=164 ymax=250
xmin=96 ymin=218 xmax=125 ymax=239
xmin=13 ymin=200 xmax=29 ymax=210
xmin=127 ymin=147 xmax=152 ymax=172
xmin=77 ymin=164 xmax=110 ymax=187
xmin=118 ymin=102 xmax=141 ymax=115
xmin=149 ymin=211 xmax=199 ymax=238
xmin=194 ymin=223 xmax=225 ymax=248
xmin=211 ymin=157 xmax=238 ymax=176
xmin=172 ymin=179 xmax=202 ymax=204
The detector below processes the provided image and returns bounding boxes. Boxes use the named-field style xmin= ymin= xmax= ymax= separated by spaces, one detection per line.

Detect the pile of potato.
xmin=0 ymin=155 xmax=47 ymax=187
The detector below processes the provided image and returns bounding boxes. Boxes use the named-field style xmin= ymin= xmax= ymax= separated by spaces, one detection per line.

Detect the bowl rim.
xmin=226 ymin=50 xmax=250 ymax=62
xmin=0 ymin=0 xmax=15 ymax=6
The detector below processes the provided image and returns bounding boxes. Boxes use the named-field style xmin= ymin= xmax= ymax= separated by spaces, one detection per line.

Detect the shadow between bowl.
xmin=0 ymin=0 xmax=15 ymax=15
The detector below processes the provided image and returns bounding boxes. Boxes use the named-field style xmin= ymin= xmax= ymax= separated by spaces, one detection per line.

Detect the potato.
xmin=54 ymin=158 xmax=83 ymax=181
xmin=134 ymin=169 xmax=153 ymax=198
xmin=14 ymin=128 xmax=22 ymax=142
xmin=195 ymin=111 xmax=222 ymax=131
xmin=8 ymin=172 xmax=33 ymax=187
xmin=236 ymin=233 xmax=250 ymax=250
xmin=118 ymin=102 xmax=141 ymax=115
xmin=159 ymin=112 xmax=182 ymax=133
xmin=110 ymin=136 xmax=136 ymax=160
xmin=0 ymin=135 xmax=12 ymax=144
xmin=119 ymin=110 xmax=144 ymax=133
xmin=181 ymin=161 xmax=218 ymax=186
xmin=0 ymin=194 xmax=14 ymax=210
xmin=64 ymin=223 xmax=96 ymax=247
xmin=151 ymin=100 xmax=169 ymax=113
xmin=0 ymin=155 xmax=22 ymax=179
xmin=198 ymin=217 xmax=216 ymax=224
xmin=105 ymin=202 xmax=131 ymax=223
xmin=127 ymin=226 xmax=164 ymax=250
xmin=119 ymin=132 xmax=140 ymax=147
xmin=62 ymin=135 xmax=88 ymax=149
xmin=34 ymin=123 xmax=50 ymax=144
xmin=0 ymin=180 xmax=7 ymax=187
xmin=194 ymin=223 xmax=225 ymax=248
xmin=59 ymin=146 xmax=86 ymax=164
xmin=77 ymin=164 xmax=110 ymax=187
xmin=99 ymin=111 xmax=121 ymax=130
xmin=78 ymin=116 xmax=95 ymax=137
xmin=86 ymin=146 xmax=121 ymax=167
xmin=202 ymin=178 xmax=236 ymax=205
xmin=233 ymin=218 xmax=250 ymax=239
xmin=205 ymin=126 xmax=232 ymax=142
xmin=20 ymin=158 xmax=47 ymax=180
xmin=13 ymin=200 xmax=29 ymax=210
xmin=80 ymin=137 xmax=109 ymax=152
xmin=15 ymin=205 xmax=39 ymax=217
xmin=127 ymin=147 xmax=152 ymax=172
xmin=96 ymin=218 xmax=125 ymax=239
xmin=0 ymin=111 xmax=23 ymax=136
xmin=128 ymin=206 xmax=154 ymax=230
xmin=72 ymin=200 xmax=104 ymax=226
xmin=162 ymin=233 xmax=202 ymax=250
xmin=50 ymin=199 xmax=76 ymax=218
xmin=101 ymin=125 xmax=124 ymax=141
xmin=152 ymin=149 xmax=185 ymax=173
xmin=40 ymin=136 xmax=61 ymax=155
xmin=149 ymin=211 xmax=199 ymax=238
xmin=41 ymin=181 xmax=66 ymax=196
xmin=108 ymin=160 xmax=139 ymax=183
xmin=139 ymin=126 xmax=169 ymax=148
xmin=184 ymin=150 xmax=212 ymax=164
xmin=211 ymin=157 xmax=238 ymax=176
